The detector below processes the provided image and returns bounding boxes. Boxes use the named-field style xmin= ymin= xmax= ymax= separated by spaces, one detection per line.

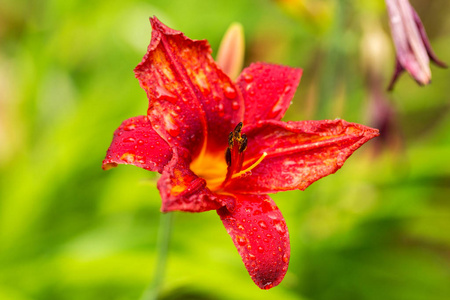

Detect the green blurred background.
xmin=1 ymin=0 xmax=449 ymax=299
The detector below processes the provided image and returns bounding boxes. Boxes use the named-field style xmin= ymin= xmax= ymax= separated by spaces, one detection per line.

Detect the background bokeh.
xmin=1 ymin=0 xmax=449 ymax=299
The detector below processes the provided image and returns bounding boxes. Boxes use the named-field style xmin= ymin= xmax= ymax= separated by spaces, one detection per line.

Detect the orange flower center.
xmin=190 ymin=123 xmax=267 ymax=192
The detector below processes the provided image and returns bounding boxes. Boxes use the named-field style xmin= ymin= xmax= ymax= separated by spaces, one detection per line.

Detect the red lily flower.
xmin=103 ymin=17 xmax=379 ymax=289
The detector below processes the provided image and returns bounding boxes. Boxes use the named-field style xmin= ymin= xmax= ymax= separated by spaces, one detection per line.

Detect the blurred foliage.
xmin=0 ymin=0 xmax=449 ymax=299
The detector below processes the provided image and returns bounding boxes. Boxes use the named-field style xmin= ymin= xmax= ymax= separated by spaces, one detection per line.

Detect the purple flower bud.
xmin=385 ymin=0 xmax=447 ymax=90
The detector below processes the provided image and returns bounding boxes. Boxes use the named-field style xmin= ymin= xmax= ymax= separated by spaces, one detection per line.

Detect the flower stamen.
xmin=230 ymin=152 xmax=267 ymax=179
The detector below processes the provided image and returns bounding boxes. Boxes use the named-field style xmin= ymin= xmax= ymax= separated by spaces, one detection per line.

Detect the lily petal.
xmin=102 ymin=115 xmax=172 ymax=173
xmin=411 ymin=8 xmax=448 ymax=69
xmin=217 ymin=194 xmax=290 ymax=290
xmin=226 ymin=119 xmax=379 ymax=193
xmin=135 ymin=17 xmax=244 ymax=157
xmin=158 ymin=147 xmax=235 ymax=213
xmin=236 ymin=63 xmax=302 ymax=123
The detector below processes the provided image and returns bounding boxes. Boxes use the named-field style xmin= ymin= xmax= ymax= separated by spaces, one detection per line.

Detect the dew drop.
xmin=217 ymin=103 xmax=224 ymax=116
xmin=282 ymin=254 xmax=289 ymax=263
xmin=123 ymin=124 xmax=136 ymax=131
xmin=273 ymin=221 xmax=286 ymax=234
xmin=135 ymin=155 xmax=146 ymax=164
xmin=224 ymin=86 xmax=237 ymax=99
xmin=249 ymin=253 xmax=256 ymax=260
xmin=237 ymin=236 xmax=247 ymax=246
xmin=212 ymin=93 xmax=221 ymax=101
xmin=257 ymin=246 xmax=264 ymax=253
xmin=243 ymin=73 xmax=253 ymax=82
xmin=163 ymin=114 xmax=180 ymax=137
xmin=258 ymin=221 xmax=267 ymax=229
xmin=231 ymin=101 xmax=239 ymax=110
xmin=120 ymin=152 xmax=135 ymax=163
xmin=123 ymin=137 xmax=135 ymax=143
xmin=155 ymin=86 xmax=177 ymax=103
xmin=247 ymin=244 xmax=252 ymax=251
xmin=138 ymin=139 xmax=144 ymax=145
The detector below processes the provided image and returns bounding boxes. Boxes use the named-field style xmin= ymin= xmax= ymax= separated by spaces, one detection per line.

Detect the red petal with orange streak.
xmin=102 ymin=116 xmax=172 ymax=173
xmin=225 ymin=119 xmax=379 ymax=193
xmin=134 ymin=17 xmax=244 ymax=157
xmin=157 ymin=147 xmax=235 ymax=213
xmin=236 ymin=63 xmax=302 ymax=123
xmin=217 ymin=194 xmax=290 ymax=290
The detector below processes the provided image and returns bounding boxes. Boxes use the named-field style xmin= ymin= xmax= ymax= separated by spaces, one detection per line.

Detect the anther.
xmin=228 ymin=131 xmax=234 ymax=147
xmin=234 ymin=122 xmax=243 ymax=133
xmin=225 ymin=147 xmax=231 ymax=166
xmin=239 ymin=134 xmax=248 ymax=153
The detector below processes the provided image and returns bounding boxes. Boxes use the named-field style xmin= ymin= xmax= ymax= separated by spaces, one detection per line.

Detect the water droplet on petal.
xmin=163 ymin=114 xmax=180 ymax=137
xmin=123 ymin=137 xmax=135 ymax=143
xmin=231 ymin=101 xmax=239 ymax=110
xmin=258 ymin=221 xmax=267 ymax=229
xmin=282 ymin=254 xmax=289 ymax=263
xmin=120 ymin=152 xmax=135 ymax=163
xmin=123 ymin=124 xmax=136 ymax=131
xmin=253 ymin=210 xmax=261 ymax=216
xmin=257 ymin=246 xmax=264 ymax=253
xmin=224 ymin=86 xmax=237 ymax=99
xmin=155 ymin=86 xmax=177 ymax=103
xmin=243 ymin=73 xmax=253 ymax=82
xmin=237 ymin=236 xmax=247 ymax=246
xmin=273 ymin=221 xmax=286 ymax=234
xmin=248 ymin=253 xmax=256 ymax=260
xmin=135 ymin=155 xmax=145 ymax=164
xmin=217 ymin=103 xmax=224 ymax=116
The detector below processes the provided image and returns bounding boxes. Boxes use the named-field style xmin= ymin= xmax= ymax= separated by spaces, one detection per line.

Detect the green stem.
xmin=140 ymin=212 xmax=174 ymax=300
